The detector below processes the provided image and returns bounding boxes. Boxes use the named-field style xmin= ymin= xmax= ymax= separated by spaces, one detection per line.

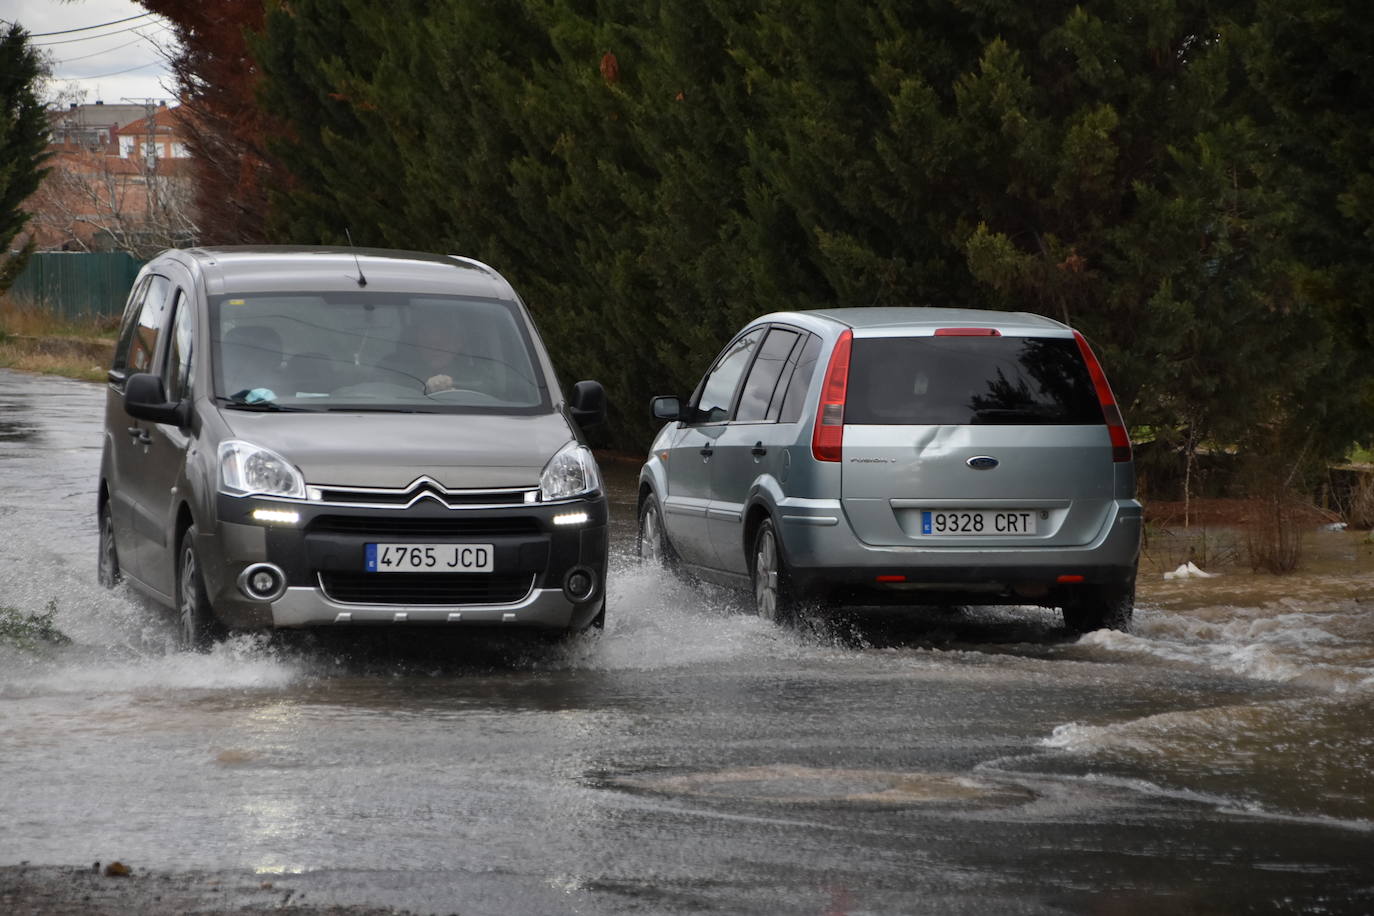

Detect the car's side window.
xmin=163 ymin=290 xmax=194 ymax=402
xmin=124 ymin=275 xmax=173 ymax=375
xmin=691 ymin=327 xmax=765 ymax=424
xmin=735 ymin=327 xmax=800 ymax=422
xmin=777 ymin=333 xmax=823 ymax=423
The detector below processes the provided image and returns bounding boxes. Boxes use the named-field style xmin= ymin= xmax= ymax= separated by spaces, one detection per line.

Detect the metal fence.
xmin=4 ymin=251 xmax=146 ymax=319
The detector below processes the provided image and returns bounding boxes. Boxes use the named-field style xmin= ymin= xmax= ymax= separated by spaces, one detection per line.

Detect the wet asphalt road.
xmin=1 ymin=368 xmax=1371 ymax=915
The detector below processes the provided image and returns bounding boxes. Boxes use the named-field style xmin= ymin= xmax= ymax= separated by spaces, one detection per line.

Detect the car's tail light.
xmin=811 ymin=329 xmax=853 ymax=462
xmin=934 ymin=327 xmax=1001 ymax=336
xmin=1073 ymin=331 xmax=1132 ymax=462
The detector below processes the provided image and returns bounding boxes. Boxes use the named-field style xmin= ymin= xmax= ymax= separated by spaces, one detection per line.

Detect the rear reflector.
xmin=876 ymin=575 xmax=907 ymax=583
xmin=1056 ymin=574 xmax=1085 ymax=584
xmin=811 ymin=329 xmax=853 ymax=462
xmin=1072 ymin=331 xmax=1132 ymax=462
xmin=934 ymin=327 xmax=1001 ymax=336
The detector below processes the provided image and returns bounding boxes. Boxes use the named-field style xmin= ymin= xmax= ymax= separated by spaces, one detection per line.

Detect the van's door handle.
xmin=700 ymin=447 xmax=713 ymax=459
xmin=751 ymin=442 xmax=767 ymax=457
xmin=126 ymin=426 xmax=150 ymax=445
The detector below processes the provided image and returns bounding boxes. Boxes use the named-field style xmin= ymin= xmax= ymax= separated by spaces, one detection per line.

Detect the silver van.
xmin=638 ymin=308 xmax=1141 ymax=632
xmin=98 ymin=246 xmax=608 ymax=647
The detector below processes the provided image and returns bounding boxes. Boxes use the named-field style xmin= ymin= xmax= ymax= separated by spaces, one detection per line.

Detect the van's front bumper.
xmin=268 ymin=583 xmax=594 ymax=628
xmin=776 ymin=496 xmax=1142 ymax=603
xmin=200 ymin=491 xmax=608 ymax=631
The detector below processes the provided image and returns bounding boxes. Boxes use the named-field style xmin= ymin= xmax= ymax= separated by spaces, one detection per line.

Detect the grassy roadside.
xmin=0 ymin=301 xmax=117 ymax=383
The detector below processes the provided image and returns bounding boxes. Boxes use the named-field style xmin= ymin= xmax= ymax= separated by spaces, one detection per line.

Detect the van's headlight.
xmin=539 ymin=441 xmax=600 ymax=501
xmin=219 ymin=440 xmax=306 ymax=499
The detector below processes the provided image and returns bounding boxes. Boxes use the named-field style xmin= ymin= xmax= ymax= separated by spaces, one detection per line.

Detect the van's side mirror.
xmin=651 ymin=396 xmax=684 ymax=422
xmin=124 ymin=373 xmax=189 ymax=427
xmin=569 ymin=380 xmax=607 ymax=428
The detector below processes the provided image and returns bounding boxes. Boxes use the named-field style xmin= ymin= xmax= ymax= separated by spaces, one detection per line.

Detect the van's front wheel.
xmin=97 ymin=503 xmax=120 ymax=589
xmin=178 ymin=526 xmax=224 ymax=651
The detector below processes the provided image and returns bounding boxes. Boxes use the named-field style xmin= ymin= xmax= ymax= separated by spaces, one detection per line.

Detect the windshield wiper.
xmin=322 ymin=406 xmax=429 ymax=413
xmin=216 ymin=396 xmax=314 ymax=412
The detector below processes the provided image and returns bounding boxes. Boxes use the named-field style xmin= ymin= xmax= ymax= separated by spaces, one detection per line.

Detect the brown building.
xmin=24 ymin=102 xmax=197 ymax=256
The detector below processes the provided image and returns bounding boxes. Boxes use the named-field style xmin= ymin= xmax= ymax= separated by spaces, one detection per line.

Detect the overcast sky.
xmin=4 ymin=0 xmax=179 ymax=106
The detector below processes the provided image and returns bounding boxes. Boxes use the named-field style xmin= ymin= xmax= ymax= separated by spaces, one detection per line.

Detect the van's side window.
xmin=124 ymin=275 xmax=173 ymax=374
xmin=111 ymin=277 xmax=151 ymax=374
xmin=778 ymin=334 xmax=822 ymax=423
xmin=735 ymin=327 xmax=800 ymax=422
xmin=163 ymin=290 xmax=194 ymax=402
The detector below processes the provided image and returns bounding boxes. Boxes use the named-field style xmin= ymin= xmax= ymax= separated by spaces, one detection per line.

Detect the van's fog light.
xmin=563 ymin=568 xmax=596 ymax=601
xmin=553 ymin=511 xmax=590 ymax=526
xmin=237 ymin=563 xmax=287 ymax=602
xmin=251 ymin=508 xmax=300 ymax=525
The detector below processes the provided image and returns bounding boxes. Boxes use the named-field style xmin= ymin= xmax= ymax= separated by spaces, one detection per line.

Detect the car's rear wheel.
xmin=178 ymin=526 xmax=223 ymax=651
xmin=97 ymin=502 xmax=120 ymax=589
xmin=637 ymin=497 xmax=678 ymax=571
xmin=752 ymin=518 xmax=797 ymax=625
xmin=1062 ymin=582 xmax=1134 ymax=633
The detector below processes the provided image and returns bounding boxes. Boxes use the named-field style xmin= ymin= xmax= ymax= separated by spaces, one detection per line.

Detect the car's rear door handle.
xmin=126 ymin=426 xmax=150 ymax=445
xmin=751 ymin=442 xmax=767 ymax=457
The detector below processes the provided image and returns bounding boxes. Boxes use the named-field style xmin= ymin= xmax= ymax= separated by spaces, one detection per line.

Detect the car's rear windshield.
xmin=845 ymin=336 xmax=1103 ymax=426
xmin=209 ymin=291 xmax=550 ymax=414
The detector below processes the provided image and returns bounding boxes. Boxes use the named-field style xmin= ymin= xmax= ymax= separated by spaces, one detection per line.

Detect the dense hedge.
xmin=248 ymin=0 xmax=1373 ymax=461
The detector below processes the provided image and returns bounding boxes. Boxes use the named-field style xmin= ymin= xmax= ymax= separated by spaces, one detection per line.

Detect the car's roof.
xmin=161 ymin=246 xmax=513 ymax=299
xmin=801 ymin=306 xmax=1070 ymax=333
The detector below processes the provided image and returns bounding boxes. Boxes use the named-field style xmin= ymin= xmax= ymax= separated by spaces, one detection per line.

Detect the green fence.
xmin=4 ymin=251 xmax=146 ymax=319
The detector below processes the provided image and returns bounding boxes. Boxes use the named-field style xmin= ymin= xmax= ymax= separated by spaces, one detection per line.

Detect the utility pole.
xmin=123 ymin=97 xmax=163 ymax=237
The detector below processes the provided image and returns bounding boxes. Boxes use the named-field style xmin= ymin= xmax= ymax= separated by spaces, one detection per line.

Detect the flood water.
xmin=1 ymin=368 xmax=1371 ymax=914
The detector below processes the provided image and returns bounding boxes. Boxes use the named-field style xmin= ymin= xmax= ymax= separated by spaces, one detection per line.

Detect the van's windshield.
xmin=845 ymin=336 xmax=1103 ymax=426
xmin=209 ymin=292 xmax=549 ymax=414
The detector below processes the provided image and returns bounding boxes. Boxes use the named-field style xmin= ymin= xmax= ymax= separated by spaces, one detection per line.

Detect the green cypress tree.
xmin=0 ymin=24 xmax=52 ymax=292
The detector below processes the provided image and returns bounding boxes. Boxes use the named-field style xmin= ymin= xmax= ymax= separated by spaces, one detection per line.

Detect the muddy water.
xmin=1 ymin=368 xmax=1371 ymax=914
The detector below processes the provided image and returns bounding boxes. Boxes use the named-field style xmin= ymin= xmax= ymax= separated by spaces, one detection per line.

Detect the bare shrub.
xmin=1344 ymin=472 xmax=1374 ymax=530
xmin=1241 ymin=454 xmax=1306 ymax=574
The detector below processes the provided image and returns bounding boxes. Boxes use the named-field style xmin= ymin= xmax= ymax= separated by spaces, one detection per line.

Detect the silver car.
xmin=98 ymin=246 xmax=608 ymax=648
xmin=638 ymin=308 xmax=1141 ymax=632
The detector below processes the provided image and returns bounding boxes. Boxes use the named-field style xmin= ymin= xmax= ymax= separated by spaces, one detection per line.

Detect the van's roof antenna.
xmin=344 ymin=228 xmax=367 ymax=287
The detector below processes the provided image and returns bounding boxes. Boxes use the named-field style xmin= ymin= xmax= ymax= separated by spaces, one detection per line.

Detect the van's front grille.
xmin=318 ymin=572 xmax=535 ymax=606
xmin=308 ymin=515 xmax=542 ymax=537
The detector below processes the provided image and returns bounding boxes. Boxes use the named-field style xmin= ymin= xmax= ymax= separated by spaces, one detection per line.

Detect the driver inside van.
xmin=388 ymin=308 xmax=484 ymax=395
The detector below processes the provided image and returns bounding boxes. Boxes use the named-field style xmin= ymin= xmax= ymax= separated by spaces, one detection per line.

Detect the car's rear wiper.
xmin=971 ymin=407 xmax=1057 ymax=421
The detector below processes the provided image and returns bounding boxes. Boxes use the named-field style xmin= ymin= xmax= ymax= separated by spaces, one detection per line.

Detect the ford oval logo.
xmin=966 ymin=456 xmax=999 ymax=471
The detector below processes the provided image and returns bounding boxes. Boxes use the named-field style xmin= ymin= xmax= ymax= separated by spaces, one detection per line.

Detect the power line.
xmin=70 ymin=60 xmax=162 ymax=80
xmin=28 ymin=13 xmax=152 ymax=38
xmin=54 ymin=27 xmax=169 ymax=65
xmin=34 ymin=20 xmax=165 ymax=47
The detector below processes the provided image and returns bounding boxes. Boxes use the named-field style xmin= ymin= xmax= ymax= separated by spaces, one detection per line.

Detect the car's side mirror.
xmin=651 ymin=396 xmax=684 ymax=422
xmin=124 ymin=373 xmax=189 ymax=427
xmin=569 ymin=379 xmax=607 ymax=428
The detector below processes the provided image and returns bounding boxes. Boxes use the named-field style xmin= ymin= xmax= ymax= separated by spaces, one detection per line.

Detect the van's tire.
xmin=1062 ymin=582 xmax=1134 ymax=633
xmin=97 ymin=503 xmax=121 ymax=589
xmin=177 ymin=526 xmax=224 ymax=651
xmin=752 ymin=518 xmax=797 ymax=625
xmin=637 ymin=496 xmax=679 ymax=572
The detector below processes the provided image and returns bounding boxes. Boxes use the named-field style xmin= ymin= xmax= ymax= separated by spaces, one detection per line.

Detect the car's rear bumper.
xmin=777 ymin=496 xmax=1142 ymax=603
